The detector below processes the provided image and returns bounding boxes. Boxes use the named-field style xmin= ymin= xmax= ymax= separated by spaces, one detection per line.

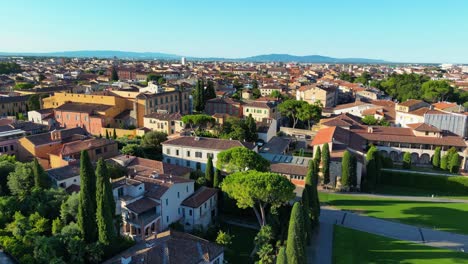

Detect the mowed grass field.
xmin=319 ymin=192 xmax=468 ymax=234
xmin=333 ymin=225 xmax=468 ymax=264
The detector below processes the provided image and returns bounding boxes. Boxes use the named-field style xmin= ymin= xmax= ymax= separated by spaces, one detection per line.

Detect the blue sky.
xmin=1 ymin=0 xmax=467 ymax=63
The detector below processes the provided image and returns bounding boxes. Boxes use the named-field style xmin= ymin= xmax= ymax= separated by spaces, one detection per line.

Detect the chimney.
xmin=367 ymin=126 xmax=374 ymax=133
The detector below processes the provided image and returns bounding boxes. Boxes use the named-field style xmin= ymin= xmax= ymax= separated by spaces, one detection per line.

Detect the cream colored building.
xmin=296 ymin=84 xmax=337 ymax=108
xmin=143 ymin=112 xmax=184 ymax=135
xmin=243 ymin=101 xmax=279 ymax=121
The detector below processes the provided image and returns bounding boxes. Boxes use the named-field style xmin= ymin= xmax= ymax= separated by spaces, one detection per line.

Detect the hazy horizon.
xmin=1 ymin=0 xmax=467 ymax=63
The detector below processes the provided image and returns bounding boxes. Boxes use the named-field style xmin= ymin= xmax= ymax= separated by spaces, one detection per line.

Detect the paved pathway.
xmin=309 ymin=220 xmax=334 ymax=264
xmin=321 ymin=207 xmax=468 ymax=252
xmin=0 ymin=250 xmax=15 ymax=264
xmin=319 ymin=190 xmax=468 ymax=203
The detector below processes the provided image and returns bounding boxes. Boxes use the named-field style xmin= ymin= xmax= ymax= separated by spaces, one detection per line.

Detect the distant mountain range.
xmin=0 ymin=50 xmax=389 ymax=63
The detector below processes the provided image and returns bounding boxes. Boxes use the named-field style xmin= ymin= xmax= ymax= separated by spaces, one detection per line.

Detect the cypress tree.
xmin=77 ymin=150 xmax=98 ymax=243
xmin=205 ymin=155 xmax=214 ymax=187
xmin=349 ymin=155 xmax=357 ymax=188
xmin=276 ymin=246 xmax=286 ymax=264
xmin=246 ymin=114 xmax=258 ymax=142
xmin=432 ymin=147 xmax=441 ymax=169
xmin=322 ymin=143 xmax=330 ymax=184
xmin=441 ymin=154 xmax=448 ymax=170
xmin=365 ymin=159 xmax=377 ymax=192
xmin=105 ymin=130 xmax=110 ymax=139
xmin=305 ymin=160 xmax=320 ymax=225
xmin=286 ymin=202 xmax=306 ymax=264
xmin=205 ymin=80 xmax=216 ymax=100
xmin=111 ymin=67 xmax=119 ymax=81
xmin=95 ymin=158 xmax=115 ymax=245
xmin=301 ymin=186 xmax=312 ymax=245
xmin=213 ymin=168 xmax=221 ymax=188
xmin=32 ymin=158 xmax=50 ymax=189
xmin=341 ymin=150 xmax=351 ymax=190
xmin=314 ymin=146 xmax=321 ymax=164
xmin=449 ymin=153 xmax=460 ymax=173
xmin=112 ymin=128 xmax=117 ymax=140
xmin=193 ymin=79 xmax=205 ymax=112
xmin=403 ymin=152 xmax=412 ymax=169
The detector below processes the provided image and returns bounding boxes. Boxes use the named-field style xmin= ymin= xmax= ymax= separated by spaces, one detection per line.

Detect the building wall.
xmin=395 ymin=111 xmax=424 ymax=127
xmin=424 ymin=113 xmax=468 ymax=138
xmin=143 ymin=118 xmax=184 ymax=135
xmin=0 ymin=98 xmax=28 ymax=116
xmin=163 ymin=145 xmax=219 ymax=172
xmin=243 ymin=106 xmax=277 ymax=121
xmin=0 ymin=139 xmax=18 ymax=156
xmin=159 ymin=182 xmax=194 ymax=230
xmin=181 ymin=194 xmax=217 ymax=231
xmin=55 ymin=175 xmax=80 ymax=189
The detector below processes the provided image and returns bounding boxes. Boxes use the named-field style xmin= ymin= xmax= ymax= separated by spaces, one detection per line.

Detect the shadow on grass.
xmin=333 ymin=225 xmax=468 ymax=264
xmin=400 ymin=206 xmax=468 ymax=234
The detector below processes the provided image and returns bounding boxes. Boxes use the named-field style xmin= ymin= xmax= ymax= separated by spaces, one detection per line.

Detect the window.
xmin=207 ymin=153 xmax=214 ymax=158
xmin=10 ymin=145 xmax=14 ymax=151
xmin=166 ymin=216 xmax=169 ymax=223
xmin=200 ymin=207 xmax=202 ymax=215
xmin=176 ymin=149 xmax=179 ymax=156
xmin=189 ymin=209 xmax=192 ymax=216
xmin=204 ymin=203 xmax=207 ymax=209
xmin=177 ymin=192 xmax=180 ymax=198
xmin=166 ymin=199 xmax=168 ymax=206
xmin=166 ymin=148 xmax=171 ymax=155
xmin=195 ymin=152 xmax=202 ymax=158
xmin=95 ymin=148 xmax=102 ymax=155
xmin=186 ymin=160 xmax=190 ymax=167
xmin=187 ymin=151 xmax=190 ymax=157
xmin=186 ymin=186 xmax=189 ymax=192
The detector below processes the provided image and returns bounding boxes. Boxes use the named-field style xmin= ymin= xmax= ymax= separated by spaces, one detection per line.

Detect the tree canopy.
xmin=278 ymin=100 xmax=321 ymax=129
xmin=216 ymin=147 xmax=270 ymax=173
xmin=221 ymin=170 xmax=295 ymax=226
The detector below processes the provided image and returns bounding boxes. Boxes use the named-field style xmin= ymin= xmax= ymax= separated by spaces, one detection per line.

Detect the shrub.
xmin=402 ymin=152 xmax=412 ymax=169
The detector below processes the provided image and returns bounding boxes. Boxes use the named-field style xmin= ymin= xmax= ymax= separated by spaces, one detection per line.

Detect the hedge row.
xmin=380 ymin=170 xmax=468 ymax=195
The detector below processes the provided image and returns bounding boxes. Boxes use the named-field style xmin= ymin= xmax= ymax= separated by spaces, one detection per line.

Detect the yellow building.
xmin=243 ymin=101 xmax=279 ymax=121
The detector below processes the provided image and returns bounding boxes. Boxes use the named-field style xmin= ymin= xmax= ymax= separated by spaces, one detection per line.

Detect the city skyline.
xmin=1 ymin=0 xmax=468 ymax=63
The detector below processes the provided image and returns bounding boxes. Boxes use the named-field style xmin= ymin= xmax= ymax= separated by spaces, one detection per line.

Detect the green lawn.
xmin=220 ymin=223 xmax=257 ymax=264
xmin=319 ymin=192 xmax=468 ymax=234
xmin=375 ymin=185 xmax=468 ymax=200
xmin=333 ymin=225 xmax=468 ymax=264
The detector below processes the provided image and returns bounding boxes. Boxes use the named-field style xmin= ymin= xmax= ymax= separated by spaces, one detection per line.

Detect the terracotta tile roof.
xmin=432 ymin=102 xmax=458 ymax=110
xmin=181 ymin=186 xmax=218 ymax=208
xmin=125 ymin=197 xmax=160 ymax=214
xmin=126 ymin=156 xmax=192 ymax=177
xmin=408 ymin=107 xmax=443 ymax=117
xmin=47 ymin=164 xmax=80 ymax=181
xmin=144 ymin=112 xmax=182 ymax=120
xmin=162 ymin=136 xmax=255 ymax=150
xmin=61 ymin=138 xmax=114 ymax=156
xmin=397 ymin=99 xmax=423 ymax=107
xmin=55 ymin=102 xmax=113 ymax=113
xmin=406 ymin=123 xmax=441 ymax=132
xmin=104 ymin=230 xmax=223 ymax=264
xmin=332 ymin=100 xmax=370 ymax=110
xmin=311 ymin=126 xmax=336 ymax=145
xmin=244 ymin=100 xmax=276 ymax=109
xmin=25 ymin=127 xmax=88 ymax=146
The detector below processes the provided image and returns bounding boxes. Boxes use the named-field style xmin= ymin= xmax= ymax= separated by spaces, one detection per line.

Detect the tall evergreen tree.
xmin=32 ymin=158 xmax=50 ymax=189
xmin=105 ymin=130 xmax=110 ymax=139
xmin=340 ymin=150 xmax=351 ymax=190
xmin=286 ymin=202 xmax=306 ymax=264
xmin=321 ymin=143 xmax=330 ymax=184
xmin=246 ymin=114 xmax=258 ymax=142
xmin=402 ymin=152 xmax=412 ymax=169
xmin=314 ymin=146 xmax=321 ymax=164
xmin=432 ymin=147 xmax=441 ymax=169
xmin=449 ymin=153 xmax=460 ymax=173
xmin=301 ymin=186 xmax=312 ymax=245
xmin=112 ymin=128 xmax=117 ymax=140
xmin=441 ymin=154 xmax=449 ymax=170
xmin=213 ymin=168 xmax=221 ymax=188
xmin=276 ymin=246 xmax=286 ymax=264
xmin=205 ymin=155 xmax=214 ymax=187
xmin=193 ymin=79 xmax=205 ymax=112
xmin=111 ymin=67 xmax=119 ymax=81
xmin=305 ymin=160 xmax=320 ymax=225
xmin=349 ymin=155 xmax=357 ymax=188
xmin=77 ymin=150 xmax=98 ymax=243
xmin=205 ymin=80 xmax=216 ymax=100
xmin=95 ymin=158 xmax=115 ymax=245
